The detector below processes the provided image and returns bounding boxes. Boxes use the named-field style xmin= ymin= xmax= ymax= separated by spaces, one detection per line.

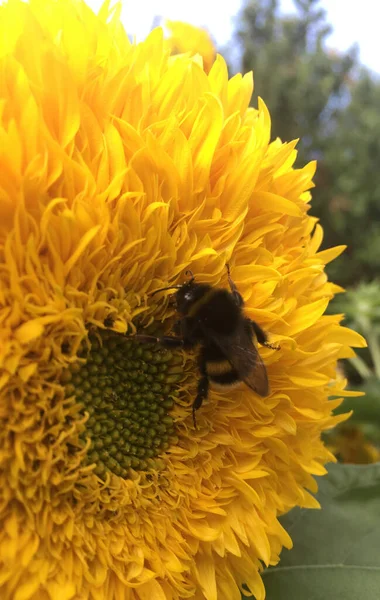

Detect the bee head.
xmin=175 ymin=279 xmax=211 ymax=315
xmin=151 ymin=271 xmax=210 ymax=315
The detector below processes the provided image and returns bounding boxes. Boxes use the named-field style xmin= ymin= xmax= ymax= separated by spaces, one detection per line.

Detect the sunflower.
xmin=165 ymin=20 xmax=216 ymax=73
xmin=0 ymin=1 xmax=366 ymax=599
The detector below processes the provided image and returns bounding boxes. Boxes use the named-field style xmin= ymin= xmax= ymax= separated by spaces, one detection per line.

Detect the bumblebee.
xmin=136 ymin=265 xmax=277 ymax=427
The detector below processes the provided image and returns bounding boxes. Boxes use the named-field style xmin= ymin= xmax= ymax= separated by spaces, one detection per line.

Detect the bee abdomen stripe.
xmin=206 ymin=360 xmax=232 ymax=376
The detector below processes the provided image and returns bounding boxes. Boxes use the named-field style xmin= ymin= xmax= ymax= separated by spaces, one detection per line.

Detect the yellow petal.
xmin=15 ymin=320 xmax=44 ymax=344
xmin=194 ymin=553 xmax=217 ymax=600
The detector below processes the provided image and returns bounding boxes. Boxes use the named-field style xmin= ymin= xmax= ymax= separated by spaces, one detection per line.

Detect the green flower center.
xmin=62 ymin=331 xmax=182 ymax=478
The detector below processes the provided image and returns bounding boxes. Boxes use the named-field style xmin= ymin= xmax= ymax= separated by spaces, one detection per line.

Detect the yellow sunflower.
xmin=0 ymin=1 xmax=366 ymax=599
xmin=165 ymin=20 xmax=216 ymax=73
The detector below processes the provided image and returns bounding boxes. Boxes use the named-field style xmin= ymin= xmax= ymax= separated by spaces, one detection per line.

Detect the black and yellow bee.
xmin=137 ymin=265 xmax=277 ymax=427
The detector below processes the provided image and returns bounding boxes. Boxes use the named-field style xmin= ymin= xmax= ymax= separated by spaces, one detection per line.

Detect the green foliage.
xmin=232 ymin=0 xmax=380 ymax=287
xmin=333 ymin=281 xmax=380 ymax=332
xmin=333 ymin=379 xmax=380 ymax=429
xmin=321 ymin=79 xmax=380 ymax=285
xmin=332 ymin=281 xmax=380 ymax=380
xmin=261 ymin=463 xmax=380 ymax=600
xmin=237 ymin=0 xmax=355 ymax=164
xmin=327 ymin=282 xmax=380 ymax=460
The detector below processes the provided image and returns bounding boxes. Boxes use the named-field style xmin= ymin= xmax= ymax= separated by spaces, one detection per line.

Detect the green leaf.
xmin=334 ymin=377 xmax=380 ymax=425
xmin=262 ymin=463 xmax=380 ymax=600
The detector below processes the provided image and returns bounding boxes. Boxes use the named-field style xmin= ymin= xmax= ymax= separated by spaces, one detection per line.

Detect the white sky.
xmin=87 ymin=1 xmax=380 ymax=75
xmin=281 ymin=0 xmax=380 ymax=74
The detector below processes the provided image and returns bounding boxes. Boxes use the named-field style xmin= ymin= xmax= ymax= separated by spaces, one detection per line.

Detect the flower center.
xmin=62 ymin=331 xmax=182 ymax=478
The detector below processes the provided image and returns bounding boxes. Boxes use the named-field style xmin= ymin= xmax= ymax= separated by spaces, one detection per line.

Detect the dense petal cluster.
xmin=0 ymin=1 xmax=365 ymax=599
xmin=165 ymin=20 xmax=216 ymax=73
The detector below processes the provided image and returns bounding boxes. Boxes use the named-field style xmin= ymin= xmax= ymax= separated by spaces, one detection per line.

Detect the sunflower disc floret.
xmin=62 ymin=332 xmax=180 ymax=478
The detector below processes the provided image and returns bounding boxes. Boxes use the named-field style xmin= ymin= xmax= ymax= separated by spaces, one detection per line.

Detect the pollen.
xmin=206 ymin=359 xmax=232 ymax=376
xmin=61 ymin=332 xmax=181 ymax=478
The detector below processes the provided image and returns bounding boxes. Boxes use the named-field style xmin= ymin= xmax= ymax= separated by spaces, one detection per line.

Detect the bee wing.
xmin=238 ymin=345 xmax=269 ymax=397
xmin=207 ymin=327 xmax=269 ymax=397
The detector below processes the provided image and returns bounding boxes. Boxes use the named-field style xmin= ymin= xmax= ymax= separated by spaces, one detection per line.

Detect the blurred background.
xmin=91 ymin=0 xmax=380 ymax=462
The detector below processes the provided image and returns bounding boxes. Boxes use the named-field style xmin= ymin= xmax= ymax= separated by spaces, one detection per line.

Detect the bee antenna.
xmin=150 ymin=285 xmax=182 ymax=296
xmin=185 ymin=269 xmax=195 ymax=283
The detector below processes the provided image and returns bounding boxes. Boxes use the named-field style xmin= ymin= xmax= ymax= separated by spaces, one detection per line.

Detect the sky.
xmin=281 ymin=0 xmax=380 ymax=74
xmin=87 ymin=0 xmax=380 ymax=75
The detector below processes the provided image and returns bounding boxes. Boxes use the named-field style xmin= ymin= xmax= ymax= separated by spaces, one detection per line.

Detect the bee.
xmin=136 ymin=265 xmax=278 ymax=427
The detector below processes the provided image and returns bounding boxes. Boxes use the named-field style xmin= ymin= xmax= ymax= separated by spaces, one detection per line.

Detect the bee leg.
xmin=264 ymin=341 xmax=280 ymax=350
xmin=191 ymin=355 xmax=209 ymax=428
xmin=134 ymin=334 xmax=187 ymax=348
xmin=226 ymin=264 xmax=244 ymax=307
xmin=172 ymin=320 xmax=182 ymax=335
xmin=135 ymin=334 xmax=198 ymax=350
xmin=246 ymin=319 xmax=280 ymax=350
xmin=246 ymin=319 xmax=267 ymax=344
xmin=192 ymin=374 xmax=209 ymax=429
